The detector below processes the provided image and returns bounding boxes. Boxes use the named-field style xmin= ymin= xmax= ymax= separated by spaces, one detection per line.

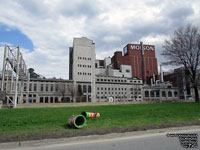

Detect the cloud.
xmin=0 ymin=0 xmax=199 ymax=78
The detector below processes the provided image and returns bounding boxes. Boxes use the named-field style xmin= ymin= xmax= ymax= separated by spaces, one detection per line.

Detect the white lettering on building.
xmin=130 ymin=45 xmax=154 ymax=51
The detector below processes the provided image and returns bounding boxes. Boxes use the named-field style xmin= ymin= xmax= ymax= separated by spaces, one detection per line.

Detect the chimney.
xmin=160 ymin=64 xmax=164 ymax=83
xmin=153 ymin=74 xmax=155 ymax=84
xmin=140 ymin=42 xmax=145 ymax=84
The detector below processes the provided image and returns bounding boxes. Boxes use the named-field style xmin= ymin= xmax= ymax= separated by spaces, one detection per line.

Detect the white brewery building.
xmin=0 ymin=37 xmax=179 ymax=107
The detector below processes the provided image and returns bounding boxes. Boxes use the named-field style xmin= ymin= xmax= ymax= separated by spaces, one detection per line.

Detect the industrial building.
xmin=0 ymin=37 xmax=180 ymax=108
xmin=111 ymin=43 xmax=158 ymax=83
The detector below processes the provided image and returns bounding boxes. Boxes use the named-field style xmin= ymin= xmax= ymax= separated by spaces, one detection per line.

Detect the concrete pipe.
xmin=68 ymin=115 xmax=86 ymax=129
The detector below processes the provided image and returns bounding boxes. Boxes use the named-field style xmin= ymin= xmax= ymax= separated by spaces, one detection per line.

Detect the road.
xmin=1 ymin=127 xmax=200 ymax=150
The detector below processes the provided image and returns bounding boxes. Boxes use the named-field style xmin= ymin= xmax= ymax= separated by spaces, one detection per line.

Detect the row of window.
xmin=78 ymin=57 xmax=91 ymax=60
xmin=96 ymin=96 xmax=142 ymax=99
xmin=145 ymin=90 xmax=178 ymax=98
xmin=97 ymin=87 xmax=141 ymax=91
xmin=97 ymin=87 xmax=127 ymax=91
xmin=78 ymin=64 xmax=92 ymax=68
xmin=96 ymin=78 xmax=141 ymax=83
xmin=97 ymin=92 xmax=127 ymax=95
xmin=25 ymin=83 xmax=70 ymax=92
xmin=77 ymin=72 xmax=92 ymax=76
xmin=7 ymin=96 xmax=59 ymax=104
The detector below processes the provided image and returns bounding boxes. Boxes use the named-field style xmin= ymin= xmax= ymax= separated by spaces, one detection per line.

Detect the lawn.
xmin=0 ymin=102 xmax=200 ymax=137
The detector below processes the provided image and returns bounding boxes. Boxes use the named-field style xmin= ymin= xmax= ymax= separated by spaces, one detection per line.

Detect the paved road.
xmin=1 ymin=127 xmax=200 ymax=150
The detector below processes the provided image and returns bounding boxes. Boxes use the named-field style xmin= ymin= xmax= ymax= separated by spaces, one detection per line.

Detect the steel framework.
xmin=1 ymin=45 xmax=29 ymax=108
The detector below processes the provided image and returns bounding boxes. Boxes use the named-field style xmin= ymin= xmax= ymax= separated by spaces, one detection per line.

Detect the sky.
xmin=0 ymin=0 xmax=199 ymax=79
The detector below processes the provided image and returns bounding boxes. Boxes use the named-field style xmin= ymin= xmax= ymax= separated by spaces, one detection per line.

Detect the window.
xmin=83 ymin=85 xmax=87 ymax=93
xmin=40 ymin=97 xmax=43 ymax=103
xmin=145 ymin=91 xmax=149 ymax=97
xmin=50 ymin=97 xmax=53 ymax=103
xmin=45 ymin=97 xmax=48 ymax=103
xmin=168 ymin=91 xmax=172 ymax=97
xmin=24 ymin=83 xmax=26 ymax=91
xmin=150 ymin=91 xmax=155 ymax=97
xmin=29 ymin=83 xmax=32 ymax=91
xmin=41 ymin=84 xmax=43 ymax=91
xmin=174 ymin=91 xmax=178 ymax=97
xmin=51 ymin=84 xmax=53 ymax=91
xmin=156 ymin=90 xmax=160 ymax=97
xmin=162 ymin=91 xmax=166 ymax=97
xmin=88 ymin=85 xmax=91 ymax=93
xmin=46 ymin=84 xmax=48 ymax=91
xmin=126 ymin=69 xmax=130 ymax=73
xmin=33 ymin=84 xmax=37 ymax=92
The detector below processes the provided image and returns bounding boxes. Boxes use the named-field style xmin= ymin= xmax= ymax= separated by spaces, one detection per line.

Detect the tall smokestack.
xmin=153 ymin=74 xmax=155 ymax=84
xmin=160 ymin=64 xmax=164 ymax=83
xmin=140 ymin=42 xmax=145 ymax=84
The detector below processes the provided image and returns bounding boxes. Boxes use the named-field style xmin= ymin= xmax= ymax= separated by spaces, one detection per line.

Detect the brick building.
xmin=111 ymin=43 xmax=158 ymax=83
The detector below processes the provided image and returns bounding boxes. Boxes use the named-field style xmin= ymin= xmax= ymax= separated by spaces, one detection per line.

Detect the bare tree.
xmin=58 ymin=83 xmax=67 ymax=102
xmin=162 ymin=24 xmax=200 ymax=102
xmin=70 ymin=84 xmax=75 ymax=103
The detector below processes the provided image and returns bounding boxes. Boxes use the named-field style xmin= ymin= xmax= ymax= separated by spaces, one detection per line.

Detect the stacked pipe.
xmin=82 ymin=111 xmax=100 ymax=118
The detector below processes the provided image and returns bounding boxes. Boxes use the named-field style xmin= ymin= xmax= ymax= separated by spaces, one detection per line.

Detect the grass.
xmin=0 ymin=102 xmax=200 ymax=136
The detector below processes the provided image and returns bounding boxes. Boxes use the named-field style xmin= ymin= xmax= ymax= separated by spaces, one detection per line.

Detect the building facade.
xmin=69 ymin=37 xmax=96 ymax=102
xmin=111 ymin=43 xmax=158 ymax=83
xmin=0 ymin=77 xmax=74 ymax=106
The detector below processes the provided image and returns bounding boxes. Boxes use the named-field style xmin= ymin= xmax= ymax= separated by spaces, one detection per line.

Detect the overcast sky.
xmin=0 ymin=0 xmax=199 ymax=79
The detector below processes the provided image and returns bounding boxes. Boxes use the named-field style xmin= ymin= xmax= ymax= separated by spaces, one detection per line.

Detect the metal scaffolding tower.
xmin=1 ymin=45 xmax=29 ymax=108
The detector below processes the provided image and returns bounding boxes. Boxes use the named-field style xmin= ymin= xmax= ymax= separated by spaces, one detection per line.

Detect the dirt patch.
xmin=1 ymin=121 xmax=200 ymax=143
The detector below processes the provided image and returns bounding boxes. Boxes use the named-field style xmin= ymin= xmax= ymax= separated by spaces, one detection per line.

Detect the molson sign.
xmin=129 ymin=44 xmax=155 ymax=51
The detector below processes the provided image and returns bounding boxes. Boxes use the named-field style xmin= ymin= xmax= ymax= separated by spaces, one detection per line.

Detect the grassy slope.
xmin=0 ymin=102 xmax=200 ymax=135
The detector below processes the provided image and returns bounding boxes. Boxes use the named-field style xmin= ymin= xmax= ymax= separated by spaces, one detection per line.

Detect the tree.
xmin=162 ymin=24 xmax=200 ymax=102
xmin=58 ymin=83 xmax=67 ymax=102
